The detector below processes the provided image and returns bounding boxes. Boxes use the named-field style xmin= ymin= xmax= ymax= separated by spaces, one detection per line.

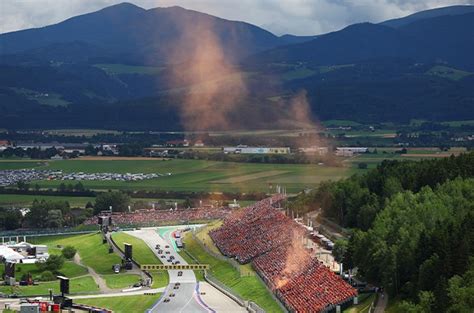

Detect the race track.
xmin=126 ymin=226 xmax=243 ymax=313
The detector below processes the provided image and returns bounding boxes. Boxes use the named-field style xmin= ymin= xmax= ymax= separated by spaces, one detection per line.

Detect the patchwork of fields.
xmin=0 ymin=159 xmax=354 ymax=193
xmin=0 ymin=148 xmax=462 ymax=208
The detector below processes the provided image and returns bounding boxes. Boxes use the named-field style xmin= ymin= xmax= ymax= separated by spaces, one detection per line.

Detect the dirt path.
xmin=374 ymin=292 xmax=388 ymax=313
xmin=73 ymin=253 xmax=113 ymax=294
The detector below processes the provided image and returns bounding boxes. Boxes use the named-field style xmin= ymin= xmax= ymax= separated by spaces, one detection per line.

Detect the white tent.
xmin=0 ymin=246 xmax=24 ymax=262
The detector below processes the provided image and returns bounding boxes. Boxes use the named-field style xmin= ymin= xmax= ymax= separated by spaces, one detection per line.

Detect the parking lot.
xmin=0 ymin=169 xmax=171 ymax=186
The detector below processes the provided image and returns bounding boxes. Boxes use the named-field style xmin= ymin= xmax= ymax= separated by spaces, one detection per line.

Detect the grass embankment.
xmin=39 ymin=233 xmax=122 ymax=274
xmin=102 ymin=274 xmax=141 ymax=289
xmin=0 ymin=233 xmax=168 ymax=296
xmin=111 ymin=232 xmax=169 ymax=288
xmin=0 ymin=235 xmax=95 ymax=296
xmin=0 ymin=276 xmax=98 ymax=296
xmin=111 ymin=232 xmax=161 ymax=265
xmin=181 ymin=232 xmax=283 ymax=312
xmin=76 ymin=294 xmax=161 ymax=313
xmin=343 ymin=293 xmax=376 ymax=313
xmin=0 ymin=261 xmax=88 ymax=281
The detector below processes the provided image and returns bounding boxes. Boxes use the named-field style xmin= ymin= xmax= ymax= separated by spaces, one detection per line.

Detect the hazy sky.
xmin=1 ymin=0 xmax=473 ymax=35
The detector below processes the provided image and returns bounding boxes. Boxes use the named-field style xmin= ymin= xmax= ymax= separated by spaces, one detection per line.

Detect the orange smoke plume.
xmin=168 ymin=18 xmax=247 ymax=131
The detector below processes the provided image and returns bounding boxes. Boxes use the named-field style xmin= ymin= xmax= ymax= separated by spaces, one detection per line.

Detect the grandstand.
xmin=209 ymin=195 xmax=357 ymax=313
xmin=83 ymin=207 xmax=232 ymax=227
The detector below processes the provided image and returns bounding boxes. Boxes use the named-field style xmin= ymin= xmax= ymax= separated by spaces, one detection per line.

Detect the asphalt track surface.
xmin=126 ymin=227 xmax=211 ymax=313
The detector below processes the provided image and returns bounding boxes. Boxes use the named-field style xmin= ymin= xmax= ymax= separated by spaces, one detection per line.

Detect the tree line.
xmin=290 ymin=152 xmax=474 ymax=312
xmin=292 ymin=152 xmax=474 ymax=230
xmin=348 ymin=179 xmax=474 ymax=312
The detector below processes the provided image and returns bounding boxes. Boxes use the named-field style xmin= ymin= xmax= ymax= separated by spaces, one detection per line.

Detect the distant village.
xmin=0 ymin=137 xmax=373 ymax=160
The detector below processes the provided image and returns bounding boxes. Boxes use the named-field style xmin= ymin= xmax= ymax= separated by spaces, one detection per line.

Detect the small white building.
xmin=50 ymin=154 xmax=63 ymax=160
xmin=336 ymin=147 xmax=368 ymax=156
xmin=223 ymin=146 xmax=290 ymax=154
xmin=299 ymin=146 xmax=329 ymax=155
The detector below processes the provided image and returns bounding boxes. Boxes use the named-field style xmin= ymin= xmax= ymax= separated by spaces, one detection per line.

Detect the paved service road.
xmin=126 ymin=227 xmax=210 ymax=313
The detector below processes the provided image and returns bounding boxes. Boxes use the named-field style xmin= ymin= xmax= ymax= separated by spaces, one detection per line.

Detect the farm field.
xmin=0 ymin=194 xmax=184 ymax=208
xmin=350 ymin=148 xmax=466 ymax=169
xmin=26 ymin=159 xmax=355 ymax=193
xmin=43 ymin=128 xmax=121 ymax=136
xmin=2 ymin=149 xmax=462 ymax=195
xmin=0 ymin=160 xmax=46 ymax=170
xmin=76 ymin=294 xmax=161 ymax=313
xmin=0 ymin=194 xmax=96 ymax=206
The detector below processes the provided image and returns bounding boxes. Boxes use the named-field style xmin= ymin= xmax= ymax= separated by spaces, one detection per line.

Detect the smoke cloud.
xmin=167 ymin=18 xmax=247 ymax=131
xmin=275 ymin=228 xmax=312 ymax=289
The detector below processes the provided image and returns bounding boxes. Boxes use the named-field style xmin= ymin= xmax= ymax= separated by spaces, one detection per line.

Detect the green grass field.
xmin=2 ymin=152 xmax=459 ymax=196
xmin=37 ymin=233 xmax=122 ymax=274
xmin=441 ymin=120 xmax=474 ymax=127
xmin=76 ymin=294 xmax=161 ymax=313
xmin=282 ymin=67 xmax=316 ymax=80
xmin=44 ymin=129 xmax=120 ymax=136
xmin=103 ymin=274 xmax=141 ymax=289
xmin=10 ymin=88 xmax=70 ymax=107
xmin=150 ymin=270 xmax=169 ymax=289
xmin=9 ymin=233 xmax=170 ymax=295
xmin=0 ymin=194 xmax=96 ymax=206
xmin=426 ymin=65 xmax=472 ymax=81
xmin=111 ymin=232 xmax=161 ymax=265
xmin=0 ymin=276 xmax=98 ymax=296
xmin=0 ymin=160 xmax=45 ymax=170
xmin=182 ymin=232 xmax=283 ymax=312
xmin=25 ymin=159 xmax=353 ymax=193
xmin=0 ymin=194 xmax=184 ymax=208
xmin=0 ymin=261 xmax=87 ymax=281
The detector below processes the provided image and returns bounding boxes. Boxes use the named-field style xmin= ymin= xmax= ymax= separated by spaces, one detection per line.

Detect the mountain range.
xmin=0 ymin=3 xmax=473 ymax=130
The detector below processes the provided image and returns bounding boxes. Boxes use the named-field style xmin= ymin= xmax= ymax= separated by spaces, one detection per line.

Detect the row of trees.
xmin=0 ymin=147 xmax=65 ymax=159
xmin=177 ymin=150 xmax=342 ymax=165
xmin=291 ymin=153 xmax=474 ymax=312
xmin=346 ymin=179 xmax=474 ymax=312
xmin=291 ymin=152 xmax=474 ymax=230
xmin=0 ymin=192 xmax=127 ymax=230
xmin=24 ymin=200 xmax=93 ymax=228
xmin=16 ymin=181 xmax=87 ymax=193
xmin=0 ymin=192 xmax=122 ymax=230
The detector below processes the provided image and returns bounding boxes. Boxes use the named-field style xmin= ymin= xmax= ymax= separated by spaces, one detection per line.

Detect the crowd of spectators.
xmin=83 ymin=206 xmax=232 ymax=226
xmin=210 ymin=195 xmax=357 ymax=313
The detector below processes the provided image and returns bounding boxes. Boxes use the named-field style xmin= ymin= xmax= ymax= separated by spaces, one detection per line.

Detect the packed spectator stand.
xmin=83 ymin=207 xmax=232 ymax=227
xmin=210 ymin=195 xmax=357 ymax=313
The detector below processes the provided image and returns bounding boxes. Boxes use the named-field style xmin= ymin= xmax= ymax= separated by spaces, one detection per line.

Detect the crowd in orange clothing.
xmin=83 ymin=207 xmax=232 ymax=226
xmin=210 ymin=195 xmax=357 ymax=313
